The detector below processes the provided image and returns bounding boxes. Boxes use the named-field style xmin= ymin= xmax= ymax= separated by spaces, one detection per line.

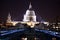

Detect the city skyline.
xmin=0 ymin=0 xmax=60 ymax=22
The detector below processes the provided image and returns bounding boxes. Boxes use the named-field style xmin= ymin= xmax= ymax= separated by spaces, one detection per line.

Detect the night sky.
xmin=0 ymin=0 xmax=60 ymax=22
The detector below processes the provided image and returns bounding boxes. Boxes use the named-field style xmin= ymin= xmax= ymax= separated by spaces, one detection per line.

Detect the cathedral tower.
xmin=7 ymin=13 xmax=12 ymax=23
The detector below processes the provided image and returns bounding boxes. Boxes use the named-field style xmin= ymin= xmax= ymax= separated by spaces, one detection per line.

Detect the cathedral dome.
xmin=23 ymin=3 xmax=36 ymax=22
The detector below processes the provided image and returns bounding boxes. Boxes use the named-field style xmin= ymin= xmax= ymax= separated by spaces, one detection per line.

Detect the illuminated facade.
xmin=6 ymin=3 xmax=49 ymax=27
xmin=6 ymin=13 xmax=19 ymax=26
xmin=6 ymin=3 xmax=38 ymax=26
xmin=23 ymin=3 xmax=36 ymax=22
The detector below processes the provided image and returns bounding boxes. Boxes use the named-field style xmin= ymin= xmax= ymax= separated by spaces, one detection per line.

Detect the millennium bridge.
xmin=0 ymin=27 xmax=60 ymax=40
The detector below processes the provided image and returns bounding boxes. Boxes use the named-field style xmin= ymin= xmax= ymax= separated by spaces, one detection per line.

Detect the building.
xmin=6 ymin=3 xmax=39 ymax=27
xmin=5 ymin=3 xmax=50 ymax=29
